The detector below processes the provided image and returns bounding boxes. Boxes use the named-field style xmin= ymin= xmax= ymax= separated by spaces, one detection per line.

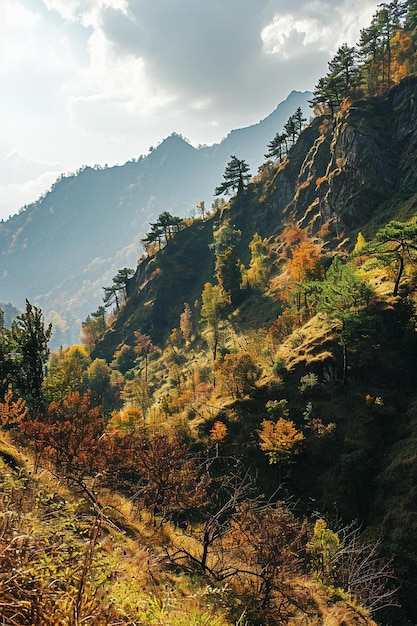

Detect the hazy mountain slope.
xmin=94 ymin=77 xmax=417 ymax=356
xmin=0 ymin=91 xmax=311 ymax=345
xmin=201 ymin=90 xmax=312 ymax=170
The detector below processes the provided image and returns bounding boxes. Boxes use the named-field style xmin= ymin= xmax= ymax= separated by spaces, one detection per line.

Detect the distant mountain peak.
xmin=0 ymin=88 xmax=313 ymax=347
xmin=150 ymin=133 xmax=196 ymax=159
xmin=163 ymin=132 xmax=191 ymax=144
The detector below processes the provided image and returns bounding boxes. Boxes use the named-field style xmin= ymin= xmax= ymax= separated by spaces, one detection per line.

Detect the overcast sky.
xmin=0 ymin=0 xmax=378 ymax=220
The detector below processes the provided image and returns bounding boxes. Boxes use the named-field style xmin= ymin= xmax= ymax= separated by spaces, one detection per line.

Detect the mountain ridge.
xmin=0 ymin=90 xmax=311 ymax=346
xmin=90 ymin=76 xmax=417 ymax=623
xmin=93 ymin=76 xmax=417 ymax=359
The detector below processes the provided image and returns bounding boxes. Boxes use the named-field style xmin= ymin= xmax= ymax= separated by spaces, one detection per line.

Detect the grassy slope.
xmin=0 ymin=431 xmax=379 ymax=626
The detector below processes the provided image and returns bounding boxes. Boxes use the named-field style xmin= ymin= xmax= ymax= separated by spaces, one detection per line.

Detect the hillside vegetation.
xmin=0 ymin=92 xmax=310 ymax=348
xmin=2 ymin=3 xmax=417 ymax=624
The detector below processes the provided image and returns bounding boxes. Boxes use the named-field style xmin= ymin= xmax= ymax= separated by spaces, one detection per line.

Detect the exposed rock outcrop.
xmin=270 ymin=76 xmax=417 ymax=236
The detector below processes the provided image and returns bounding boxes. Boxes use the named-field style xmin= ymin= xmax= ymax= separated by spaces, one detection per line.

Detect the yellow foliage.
xmin=108 ymin=406 xmax=144 ymax=433
xmin=353 ymin=232 xmax=367 ymax=255
xmin=306 ymin=518 xmax=340 ymax=584
xmin=215 ymin=352 xmax=259 ymax=399
xmin=242 ymin=233 xmax=271 ymax=288
xmin=259 ymin=417 xmax=304 ymax=464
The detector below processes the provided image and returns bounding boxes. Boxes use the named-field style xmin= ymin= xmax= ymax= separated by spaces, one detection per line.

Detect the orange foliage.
xmin=215 ymin=352 xmax=259 ymax=399
xmin=0 ymin=390 xmax=28 ymax=428
xmin=280 ymin=222 xmax=307 ymax=248
xmin=179 ymin=302 xmax=193 ymax=342
xmin=259 ymin=418 xmax=304 ymax=465
xmin=21 ymin=392 xmax=106 ymax=473
xmin=210 ymin=420 xmax=228 ymax=441
xmin=269 ymin=313 xmax=300 ymax=346
xmin=270 ymin=232 xmax=323 ymax=317
xmin=107 ymin=406 xmax=144 ymax=433
xmin=287 ymin=239 xmax=323 ymax=283
xmin=391 ymin=30 xmax=417 ymax=82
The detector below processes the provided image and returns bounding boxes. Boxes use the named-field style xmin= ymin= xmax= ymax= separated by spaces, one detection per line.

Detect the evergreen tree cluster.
xmin=141 ymin=211 xmax=183 ymax=253
xmin=311 ymin=0 xmax=417 ymax=114
xmin=265 ymin=107 xmax=307 ymax=161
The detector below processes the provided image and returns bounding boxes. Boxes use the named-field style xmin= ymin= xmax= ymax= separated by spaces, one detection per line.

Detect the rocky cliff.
xmin=96 ymin=76 xmax=417 ymax=359
xmin=263 ymin=76 xmax=417 ymax=239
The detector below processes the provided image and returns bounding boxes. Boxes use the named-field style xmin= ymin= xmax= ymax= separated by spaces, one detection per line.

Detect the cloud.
xmin=100 ymin=1 xmax=267 ymax=89
xmin=0 ymin=0 xmax=381 ymax=218
xmin=0 ymin=170 xmax=64 ymax=221
xmin=261 ymin=0 xmax=377 ymax=57
xmin=90 ymin=0 xmax=377 ymax=123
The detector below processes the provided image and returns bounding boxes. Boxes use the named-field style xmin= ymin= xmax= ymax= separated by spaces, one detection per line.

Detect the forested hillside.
xmin=0 ymin=90 xmax=310 ymax=348
xmin=1 ymin=2 xmax=417 ymax=625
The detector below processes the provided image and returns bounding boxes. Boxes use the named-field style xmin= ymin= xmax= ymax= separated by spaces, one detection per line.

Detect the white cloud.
xmin=42 ymin=0 xmax=129 ymax=26
xmin=262 ymin=1 xmax=377 ymax=58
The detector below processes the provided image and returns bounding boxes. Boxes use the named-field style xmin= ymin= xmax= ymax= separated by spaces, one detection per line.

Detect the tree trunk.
xmin=342 ymin=343 xmax=348 ymax=385
xmin=393 ymin=252 xmax=404 ymax=296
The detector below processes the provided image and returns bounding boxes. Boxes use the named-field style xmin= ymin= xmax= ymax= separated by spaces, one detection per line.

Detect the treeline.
xmin=311 ymin=0 xmax=417 ymax=114
xmin=141 ymin=210 xmax=184 ymax=253
xmin=264 ymin=106 xmax=307 ymax=162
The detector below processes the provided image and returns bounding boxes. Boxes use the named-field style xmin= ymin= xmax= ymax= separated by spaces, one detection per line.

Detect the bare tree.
xmin=167 ymin=461 xmax=256 ymax=579
xmin=333 ymin=522 xmax=399 ymax=614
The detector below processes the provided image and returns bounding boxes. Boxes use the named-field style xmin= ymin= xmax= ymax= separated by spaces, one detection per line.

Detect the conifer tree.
xmin=318 ymin=258 xmax=373 ymax=383
xmin=265 ymin=132 xmax=288 ymax=161
xmin=212 ymin=221 xmax=242 ymax=303
xmin=200 ymin=283 xmax=227 ymax=362
xmin=215 ymin=155 xmax=251 ymax=196
xmin=364 ymin=219 xmax=417 ymax=296
xmin=406 ymin=0 xmax=417 ymax=29
xmin=311 ymin=44 xmax=360 ymax=114
xmin=294 ymin=106 xmax=307 ymax=134
xmin=113 ymin=267 xmax=134 ymax=300
xmin=11 ymin=300 xmax=52 ymax=412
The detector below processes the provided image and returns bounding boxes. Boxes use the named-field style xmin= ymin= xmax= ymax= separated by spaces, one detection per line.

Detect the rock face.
xmin=269 ymin=76 xmax=417 ymax=236
xmin=96 ymin=77 xmax=417 ymax=358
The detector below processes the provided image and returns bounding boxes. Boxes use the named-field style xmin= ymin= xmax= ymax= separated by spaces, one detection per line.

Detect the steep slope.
xmin=0 ymin=431 xmax=378 ymax=626
xmin=0 ymin=91 xmax=311 ymax=346
xmin=91 ymin=78 xmax=417 ymax=624
xmin=96 ymin=76 xmax=417 ymax=357
xmin=283 ymin=77 xmax=417 ymax=234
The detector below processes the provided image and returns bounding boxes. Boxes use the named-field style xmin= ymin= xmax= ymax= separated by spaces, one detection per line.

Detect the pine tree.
xmin=11 ymin=300 xmax=52 ymax=412
xmin=265 ymin=132 xmax=288 ymax=161
xmin=318 ymin=258 xmax=373 ymax=383
xmin=215 ymin=156 xmax=251 ymax=196
xmin=364 ymin=219 xmax=417 ymax=296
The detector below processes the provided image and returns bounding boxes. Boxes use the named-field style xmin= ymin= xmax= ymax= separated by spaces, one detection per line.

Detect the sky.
xmin=0 ymin=0 xmax=378 ymax=221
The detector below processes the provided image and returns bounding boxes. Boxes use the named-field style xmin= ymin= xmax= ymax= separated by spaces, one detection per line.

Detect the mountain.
xmin=94 ymin=77 xmax=417 ymax=354
xmin=4 ymin=7 xmax=417 ymax=621
xmin=200 ymin=89 xmax=312 ymax=169
xmin=0 ymin=90 xmax=311 ymax=347
xmin=91 ymin=75 xmax=417 ymax=624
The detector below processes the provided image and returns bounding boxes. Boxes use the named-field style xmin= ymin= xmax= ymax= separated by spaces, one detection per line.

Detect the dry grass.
xmin=0 ymin=435 xmax=238 ymax=626
xmin=0 ymin=430 xmax=381 ymax=626
xmin=287 ymin=580 xmax=377 ymax=626
xmin=273 ymin=314 xmax=337 ymax=373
